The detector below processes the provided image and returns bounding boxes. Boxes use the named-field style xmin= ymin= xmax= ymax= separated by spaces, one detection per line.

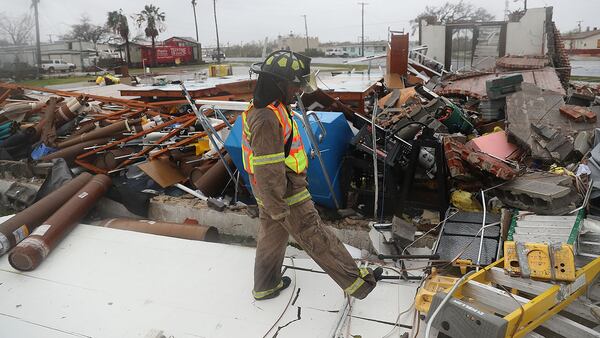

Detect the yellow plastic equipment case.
xmin=208 ymin=64 xmax=233 ymax=77
xmin=504 ymin=242 xmax=576 ymax=282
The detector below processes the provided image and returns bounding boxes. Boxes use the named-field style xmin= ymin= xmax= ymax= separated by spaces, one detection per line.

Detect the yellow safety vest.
xmin=241 ymin=101 xmax=308 ymax=175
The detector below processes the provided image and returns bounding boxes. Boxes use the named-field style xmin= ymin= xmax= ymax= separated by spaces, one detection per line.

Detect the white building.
xmin=0 ymin=40 xmax=113 ymax=70
xmin=418 ymin=7 xmax=555 ymax=71
xmin=319 ymin=41 xmax=387 ymax=57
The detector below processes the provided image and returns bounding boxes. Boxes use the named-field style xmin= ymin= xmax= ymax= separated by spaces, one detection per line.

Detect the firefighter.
xmin=243 ymin=50 xmax=382 ymax=301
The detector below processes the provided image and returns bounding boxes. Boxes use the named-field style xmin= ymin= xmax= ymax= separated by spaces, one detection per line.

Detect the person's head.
xmin=250 ymin=50 xmax=313 ymax=108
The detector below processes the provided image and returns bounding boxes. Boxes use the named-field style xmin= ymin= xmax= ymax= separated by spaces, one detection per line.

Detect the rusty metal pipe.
xmin=94 ymin=148 xmax=135 ymax=170
xmin=99 ymin=218 xmax=219 ymax=242
xmin=9 ymin=174 xmax=112 ymax=271
xmin=40 ymin=137 xmax=110 ymax=164
xmin=191 ymin=154 xmax=233 ymax=197
xmin=65 ymin=122 xmax=96 ymax=138
xmin=57 ymin=119 xmax=138 ymax=149
xmin=0 ymin=173 xmax=93 ymax=256
xmin=55 ymin=97 xmax=83 ymax=125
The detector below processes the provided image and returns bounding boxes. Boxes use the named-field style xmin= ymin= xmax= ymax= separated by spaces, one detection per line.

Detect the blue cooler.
xmin=224 ymin=111 xmax=353 ymax=209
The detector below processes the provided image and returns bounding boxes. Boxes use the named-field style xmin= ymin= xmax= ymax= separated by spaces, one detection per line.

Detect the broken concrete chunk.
xmin=495 ymin=172 xmax=579 ymax=215
xmin=531 ymin=124 xmax=559 ymax=140
xmin=574 ymin=131 xmax=591 ymax=157
xmin=391 ymin=215 xmax=416 ymax=241
xmin=486 ymin=74 xmax=523 ymax=100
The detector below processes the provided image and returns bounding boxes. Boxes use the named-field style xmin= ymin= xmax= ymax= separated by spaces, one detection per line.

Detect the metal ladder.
xmin=426 ymin=257 xmax=600 ymax=338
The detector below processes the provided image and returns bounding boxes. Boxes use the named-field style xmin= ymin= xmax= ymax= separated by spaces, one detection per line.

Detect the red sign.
xmin=141 ymin=46 xmax=194 ymax=64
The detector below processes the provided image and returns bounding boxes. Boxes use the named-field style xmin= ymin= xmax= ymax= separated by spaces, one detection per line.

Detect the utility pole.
xmin=358 ymin=2 xmax=368 ymax=57
xmin=301 ymin=15 xmax=309 ymax=53
xmin=32 ymin=0 xmax=42 ymax=79
xmin=577 ymin=20 xmax=583 ymax=32
xmin=212 ymin=0 xmax=222 ymax=64
xmin=191 ymin=0 xmax=201 ymax=63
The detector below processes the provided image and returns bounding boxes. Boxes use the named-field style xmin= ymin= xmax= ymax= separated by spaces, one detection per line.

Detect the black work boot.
xmin=253 ymin=276 xmax=292 ymax=301
xmin=373 ymin=266 xmax=384 ymax=281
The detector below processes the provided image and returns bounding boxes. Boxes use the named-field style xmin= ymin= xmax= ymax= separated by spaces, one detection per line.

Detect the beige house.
xmin=276 ymin=34 xmax=319 ymax=53
xmin=563 ymin=29 xmax=600 ymax=50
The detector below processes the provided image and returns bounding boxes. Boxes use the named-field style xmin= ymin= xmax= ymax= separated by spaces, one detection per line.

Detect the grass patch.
xmin=571 ymin=75 xmax=600 ymax=83
xmin=16 ymin=75 xmax=97 ymax=87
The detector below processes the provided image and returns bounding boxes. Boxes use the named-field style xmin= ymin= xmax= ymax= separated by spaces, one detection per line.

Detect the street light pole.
xmin=301 ymin=15 xmax=309 ymax=53
xmin=191 ymin=0 xmax=201 ymax=63
xmin=32 ymin=0 xmax=42 ymax=79
xmin=212 ymin=0 xmax=222 ymax=64
xmin=358 ymin=2 xmax=368 ymax=57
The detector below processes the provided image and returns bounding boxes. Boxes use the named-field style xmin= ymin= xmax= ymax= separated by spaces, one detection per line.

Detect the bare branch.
xmin=0 ymin=12 xmax=34 ymax=45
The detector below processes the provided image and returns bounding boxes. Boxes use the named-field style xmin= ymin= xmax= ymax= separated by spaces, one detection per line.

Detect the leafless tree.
xmin=64 ymin=15 xmax=108 ymax=45
xmin=0 ymin=13 xmax=34 ymax=45
xmin=412 ymin=1 xmax=495 ymax=33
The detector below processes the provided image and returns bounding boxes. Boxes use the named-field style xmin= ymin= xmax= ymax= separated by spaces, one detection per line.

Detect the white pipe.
xmin=195 ymin=100 xmax=250 ymax=111
xmin=175 ymin=183 xmax=208 ymax=201
xmin=476 ymin=190 xmax=486 ymax=271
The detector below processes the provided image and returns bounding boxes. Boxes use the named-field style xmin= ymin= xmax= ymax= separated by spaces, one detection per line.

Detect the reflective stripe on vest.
xmin=241 ymin=102 xmax=308 ymax=175
xmin=255 ymin=188 xmax=312 ymax=207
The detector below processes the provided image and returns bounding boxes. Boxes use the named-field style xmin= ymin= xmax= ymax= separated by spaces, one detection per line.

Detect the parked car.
xmin=40 ymin=59 xmax=76 ymax=73
xmin=211 ymin=51 xmax=226 ymax=60
xmin=325 ymin=48 xmax=348 ymax=57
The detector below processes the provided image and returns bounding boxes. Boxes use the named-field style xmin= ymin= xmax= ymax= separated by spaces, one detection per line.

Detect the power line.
xmin=212 ymin=0 xmax=221 ymax=63
xmin=358 ymin=2 xmax=368 ymax=57
xmin=301 ymin=15 xmax=309 ymax=52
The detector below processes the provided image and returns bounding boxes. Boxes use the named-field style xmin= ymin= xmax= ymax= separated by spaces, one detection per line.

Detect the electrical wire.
xmin=498 ymin=284 xmax=525 ymax=338
xmin=424 ymin=270 xmax=475 ymax=338
xmin=261 ymin=256 xmax=297 ymax=338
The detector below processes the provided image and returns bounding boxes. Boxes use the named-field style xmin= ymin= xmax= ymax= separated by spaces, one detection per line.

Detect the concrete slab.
xmin=0 ymin=217 xmax=417 ymax=338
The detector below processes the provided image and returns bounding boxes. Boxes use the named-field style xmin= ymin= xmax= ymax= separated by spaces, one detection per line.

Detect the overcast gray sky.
xmin=3 ymin=0 xmax=599 ymax=47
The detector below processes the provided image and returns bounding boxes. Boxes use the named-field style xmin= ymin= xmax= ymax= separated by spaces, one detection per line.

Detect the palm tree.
xmin=135 ymin=5 xmax=165 ymax=67
xmin=107 ymin=10 xmax=131 ymax=66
